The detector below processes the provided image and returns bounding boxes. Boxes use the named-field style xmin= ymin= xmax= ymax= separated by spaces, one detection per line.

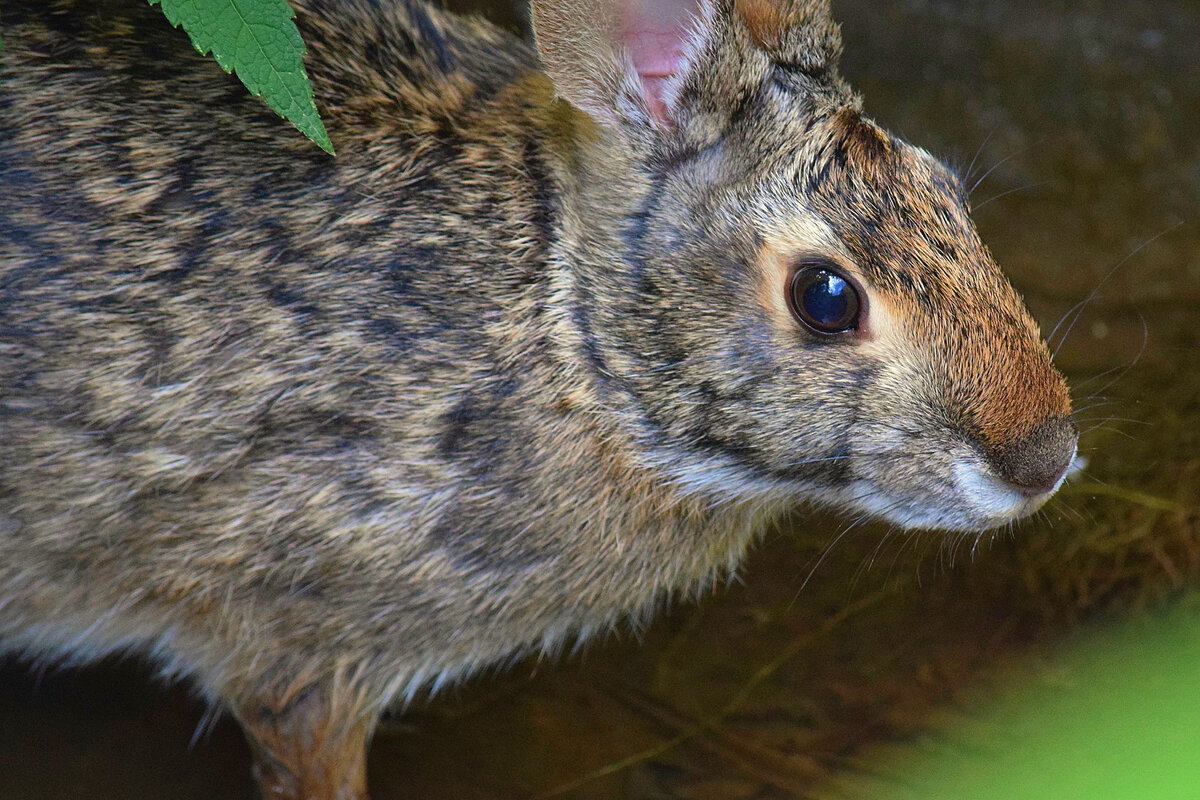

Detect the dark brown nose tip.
xmin=990 ymin=416 xmax=1079 ymax=496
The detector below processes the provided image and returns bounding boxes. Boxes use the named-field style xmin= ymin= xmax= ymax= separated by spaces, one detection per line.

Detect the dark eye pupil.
xmin=790 ymin=267 xmax=860 ymax=334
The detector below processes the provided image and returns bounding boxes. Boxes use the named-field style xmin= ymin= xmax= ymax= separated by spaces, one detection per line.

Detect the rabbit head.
xmin=532 ymin=0 xmax=1076 ymax=531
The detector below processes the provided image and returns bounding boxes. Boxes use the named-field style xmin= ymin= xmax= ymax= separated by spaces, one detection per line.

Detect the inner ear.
xmin=616 ymin=0 xmax=705 ymax=124
xmin=531 ymin=0 xmax=706 ymax=131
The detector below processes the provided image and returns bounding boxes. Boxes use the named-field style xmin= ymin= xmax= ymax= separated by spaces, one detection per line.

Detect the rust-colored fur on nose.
xmin=964 ymin=331 xmax=1073 ymax=438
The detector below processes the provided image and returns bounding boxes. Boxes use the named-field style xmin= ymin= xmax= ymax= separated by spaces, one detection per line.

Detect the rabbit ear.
xmin=531 ymin=0 xmax=844 ymax=133
xmin=531 ymin=0 xmax=706 ymax=130
xmin=618 ymin=0 xmax=709 ymax=124
xmin=732 ymin=0 xmax=841 ymax=72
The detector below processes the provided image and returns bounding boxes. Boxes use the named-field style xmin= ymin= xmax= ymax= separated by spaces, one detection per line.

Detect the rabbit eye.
xmin=788 ymin=265 xmax=861 ymax=335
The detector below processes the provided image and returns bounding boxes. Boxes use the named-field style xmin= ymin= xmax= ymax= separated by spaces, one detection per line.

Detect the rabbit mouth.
xmin=838 ymin=447 xmax=1079 ymax=533
xmin=950 ymin=461 xmax=1060 ymax=526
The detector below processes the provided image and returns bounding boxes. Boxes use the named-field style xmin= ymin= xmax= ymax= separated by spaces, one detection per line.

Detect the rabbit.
xmin=0 ymin=0 xmax=1079 ymax=797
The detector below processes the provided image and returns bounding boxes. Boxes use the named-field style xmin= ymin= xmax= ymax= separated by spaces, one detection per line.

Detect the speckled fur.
xmin=0 ymin=0 xmax=1072 ymax=796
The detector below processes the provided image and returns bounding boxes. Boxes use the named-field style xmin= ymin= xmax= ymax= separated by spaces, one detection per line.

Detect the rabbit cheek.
xmin=819 ymin=304 xmax=1013 ymax=531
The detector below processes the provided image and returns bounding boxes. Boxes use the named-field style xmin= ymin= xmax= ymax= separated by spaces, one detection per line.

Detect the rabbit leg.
xmin=233 ymin=680 xmax=376 ymax=800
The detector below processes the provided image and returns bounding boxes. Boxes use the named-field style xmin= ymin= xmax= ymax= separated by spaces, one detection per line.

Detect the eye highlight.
xmin=788 ymin=264 xmax=861 ymax=335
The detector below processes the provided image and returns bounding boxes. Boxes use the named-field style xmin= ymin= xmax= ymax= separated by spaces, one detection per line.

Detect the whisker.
xmin=1053 ymin=222 xmax=1182 ymax=358
xmin=964 ymin=127 xmax=998 ymax=182
xmin=1069 ymin=399 xmax=1119 ymax=415
xmin=1047 ymin=296 xmax=1092 ymax=350
xmin=969 ymin=137 xmax=1045 ymax=197
xmin=1073 ymin=416 xmax=1149 ymax=427
xmin=798 ymin=518 xmax=863 ymax=593
xmin=797 ymin=495 xmax=910 ymax=597
xmin=1078 ymin=424 xmax=1140 ymax=441
xmin=780 ymin=436 xmax=953 ymax=472
xmin=884 ymin=528 xmax=924 ymax=586
xmin=942 ymin=529 xmax=969 ymax=568
xmin=1072 ymin=308 xmax=1149 ymax=396
xmin=971 ymin=181 xmax=1048 ymax=213
xmin=864 ymin=526 xmax=900 ymax=574
xmin=1069 ymin=370 xmax=1126 ymax=395
xmin=1046 ymin=495 xmax=1086 ymax=524
xmin=851 ymin=523 xmax=905 ymax=591
xmin=970 ymin=528 xmax=996 ymax=561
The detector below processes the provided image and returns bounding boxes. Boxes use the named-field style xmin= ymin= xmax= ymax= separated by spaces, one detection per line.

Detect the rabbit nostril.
xmin=989 ymin=416 xmax=1080 ymax=496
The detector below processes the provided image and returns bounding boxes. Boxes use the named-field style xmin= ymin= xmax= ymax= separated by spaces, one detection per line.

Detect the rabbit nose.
xmin=989 ymin=416 xmax=1080 ymax=496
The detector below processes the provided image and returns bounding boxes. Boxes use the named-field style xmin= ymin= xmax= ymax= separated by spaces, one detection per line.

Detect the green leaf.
xmin=149 ymin=0 xmax=333 ymax=154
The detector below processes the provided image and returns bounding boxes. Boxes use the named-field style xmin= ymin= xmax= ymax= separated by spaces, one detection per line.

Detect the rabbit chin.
xmin=839 ymin=453 xmax=1075 ymax=533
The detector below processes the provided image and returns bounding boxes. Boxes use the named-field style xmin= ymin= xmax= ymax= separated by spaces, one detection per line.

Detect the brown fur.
xmin=0 ymin=0 xmax=1073 ymax=796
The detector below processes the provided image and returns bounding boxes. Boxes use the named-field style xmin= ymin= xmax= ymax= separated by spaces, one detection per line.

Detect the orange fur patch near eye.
xmin=751 ymin=242 xmax=794 ymax=331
